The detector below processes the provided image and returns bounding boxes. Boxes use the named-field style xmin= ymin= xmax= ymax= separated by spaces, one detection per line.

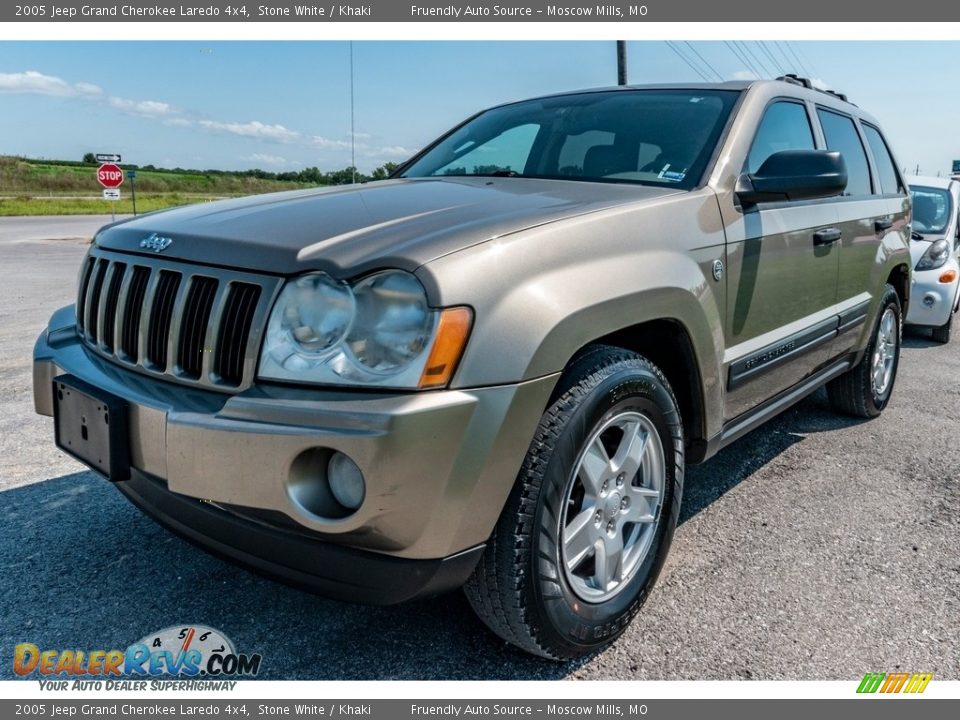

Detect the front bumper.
xmin=34 ymin=306 xmax=557 ymax=601
xmin=905 ymin=261 xmax=960 ymax=328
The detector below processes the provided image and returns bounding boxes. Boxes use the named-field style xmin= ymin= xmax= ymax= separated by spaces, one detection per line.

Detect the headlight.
xmin=259 ymin=270 xmax=472 ymax=389
xmin=916 ymin=239 xmax=950 ymax=271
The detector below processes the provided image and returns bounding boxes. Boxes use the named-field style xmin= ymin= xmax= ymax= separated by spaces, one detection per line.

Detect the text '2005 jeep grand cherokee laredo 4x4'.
xmin=34 ymin=77 xmax=912 ymax=660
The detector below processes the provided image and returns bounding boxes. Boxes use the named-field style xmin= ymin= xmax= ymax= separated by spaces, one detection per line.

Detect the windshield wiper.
xmin=911 ymin=231 xmax=927 ymax=241
xmin=469 ymin=169 xmax=520 ymax=178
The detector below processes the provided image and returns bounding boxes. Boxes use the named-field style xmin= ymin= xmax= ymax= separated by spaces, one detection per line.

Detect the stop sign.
xmin=97 ymin=164 xmax=124 ymax=188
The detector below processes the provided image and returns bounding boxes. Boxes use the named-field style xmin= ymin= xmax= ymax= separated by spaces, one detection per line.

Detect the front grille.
xmin=76 ymin=249 xmax=280 ymax=392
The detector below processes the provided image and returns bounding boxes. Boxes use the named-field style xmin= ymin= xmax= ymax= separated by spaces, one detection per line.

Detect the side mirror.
xmin=736 ymin=149 xmax=848 ymax=207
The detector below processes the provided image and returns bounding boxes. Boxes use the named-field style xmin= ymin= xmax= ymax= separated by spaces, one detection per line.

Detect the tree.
xmin=82 ymin=153 xmax=96 ymax=164
xmin=369 ymin=162 xmax=399 ymax=181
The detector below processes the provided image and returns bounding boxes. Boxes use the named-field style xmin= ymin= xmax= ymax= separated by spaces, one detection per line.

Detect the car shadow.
xmin=902 ymin=326 xmax=941 ymax=349
xmin=0 ymin=390 xmax=866 ymax=681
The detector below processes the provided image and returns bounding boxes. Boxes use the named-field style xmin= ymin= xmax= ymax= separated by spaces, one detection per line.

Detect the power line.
xmin=683 ymin=41 xmax=724 ymax=82
xmin=789 ymin=41 xmax=817 ymax=78
xmin=758 ymin=41 xmax=785 ymax=75
xmin=775 ymin=41 xmax=804 ymax=75
xmin=724 ymin=40 xmax=761 ymax=78
xmin=743 ymin=42 xmax=773 ymax=76
xmin=737 ymin=41 xmax=769 ymax=77
xmin=664 ymin=41 xmax=711 ymax=81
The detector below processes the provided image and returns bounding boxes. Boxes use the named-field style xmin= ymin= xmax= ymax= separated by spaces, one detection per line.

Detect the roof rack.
xmin=777 ymin=73 xmax=812 ymax=89
xmin=775 ymin=74 xmax=853 ymax=105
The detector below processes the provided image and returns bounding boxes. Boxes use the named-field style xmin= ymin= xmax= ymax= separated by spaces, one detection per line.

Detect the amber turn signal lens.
xmin=939 ymin=269 xmax=958 ymax=284
xmin=418 ymin=307 xmax=473 ymax=389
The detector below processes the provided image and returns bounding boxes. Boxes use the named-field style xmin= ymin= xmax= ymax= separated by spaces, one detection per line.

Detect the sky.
xmin=0 ymin=40 xmax=957 ymax=176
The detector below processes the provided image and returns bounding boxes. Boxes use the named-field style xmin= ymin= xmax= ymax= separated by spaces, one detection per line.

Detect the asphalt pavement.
xmin=1 ymin=217 xmax=958 ymax=680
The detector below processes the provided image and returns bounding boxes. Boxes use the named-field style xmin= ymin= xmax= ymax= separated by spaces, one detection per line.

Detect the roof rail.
xmin=777 ymin=74 xmax=812 ymax=89
xmin=775 ymin=74 xmax=853 ymax=105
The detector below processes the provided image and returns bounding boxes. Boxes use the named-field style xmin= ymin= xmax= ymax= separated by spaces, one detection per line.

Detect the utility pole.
xmin=350 ymin=41 xmax=357 ymax=184
xmin=617 ymin=41 xmax=628 ymax=85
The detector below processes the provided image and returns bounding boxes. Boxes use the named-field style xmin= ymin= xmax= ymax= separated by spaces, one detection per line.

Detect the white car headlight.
xmin=916 ymin=239 xmax=950 ymax=271
xmin=259 ymin=270 xmax=472 ymax=389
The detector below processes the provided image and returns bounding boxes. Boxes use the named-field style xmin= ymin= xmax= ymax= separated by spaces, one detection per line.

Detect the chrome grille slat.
xmin=76 ymin=248 xmax=279 ymax=393
xmin=84 ymin=258 xmax=109 ymax=343
xmin=76 ymin=257 xmax=95 ymax=335
xmin=112 ymin=264 xmax=135 ymax=359
xmin=201 ymin=282 xmax=232 ymax=383
xmin=178 ymin=276 xmax=218 ymax=380
xmin=121 ymin=266 xmax=151 ymax=362
xmin=136 ymin=270 xmax=163 ymax=369
xmin=100 ymin=262 xmax=127 ymax=353
xmin=146 ymin=270 xmax=182 ymax=371
xmin=215 ymin=283 xmax=262 ymax=386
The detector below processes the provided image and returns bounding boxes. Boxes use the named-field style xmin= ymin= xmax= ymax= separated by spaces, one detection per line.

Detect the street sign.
xmin=103 ymin=189 xmax=121 ymax=200
xmin=126 ymin=170 xmax=137 ymax=179
xmin=97 ymin=164 xmax=124 ymax=188
xmin=96 ymin=153 xmax=122 ymax=163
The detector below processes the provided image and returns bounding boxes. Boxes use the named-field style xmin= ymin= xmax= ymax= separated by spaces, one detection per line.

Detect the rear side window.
xmin=747 ymin=101 xmax=815 ymax=173
xmin=817 ymin=109 xmax=871 ymax=196
xmin=862 ymin=124 xmax=903 ymax=195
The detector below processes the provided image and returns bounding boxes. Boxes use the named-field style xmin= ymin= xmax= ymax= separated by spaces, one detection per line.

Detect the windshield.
xmin=910 ymin=185 xmax=953 ymax=235
xmin=400 ymin=89 xmax=740 ymax=190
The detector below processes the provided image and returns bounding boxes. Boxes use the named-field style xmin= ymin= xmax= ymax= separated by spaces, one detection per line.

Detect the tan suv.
xmin=33 ymin=76 xmax=911 ymax=659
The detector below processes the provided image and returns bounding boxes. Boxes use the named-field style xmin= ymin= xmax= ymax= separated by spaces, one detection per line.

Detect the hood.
xmin=94 ymin=177 xmax=681 ymax=277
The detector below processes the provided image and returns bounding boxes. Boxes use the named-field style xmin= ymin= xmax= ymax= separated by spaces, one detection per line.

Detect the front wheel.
xmin=464 ymin=347 xmax=683 ymax=660
xmin=827 ymin=285 xmax=902 ymax=418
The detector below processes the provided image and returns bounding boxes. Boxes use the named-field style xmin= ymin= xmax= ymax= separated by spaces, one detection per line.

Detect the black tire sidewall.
xmin=529 ymin=362 xmax=682 ymax=657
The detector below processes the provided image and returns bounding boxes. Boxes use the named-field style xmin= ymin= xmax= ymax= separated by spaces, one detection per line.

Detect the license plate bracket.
xmin=53 ymin=374 xmax=130 ymax=482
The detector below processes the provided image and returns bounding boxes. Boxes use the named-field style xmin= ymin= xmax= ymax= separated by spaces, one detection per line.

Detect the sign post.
xmin=97 ymin=162 xmax=124 ymax=223
xmin=127 ymin=170 xmax=138 ymax=216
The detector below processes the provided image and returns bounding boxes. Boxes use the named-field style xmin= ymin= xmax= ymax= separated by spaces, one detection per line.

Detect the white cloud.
xmin=730 ymin=70 xmax=759 ymax=81
xmin=376 ymin=145 xmax=415 ymax=159
xmin=199 ymin=119 xmax=301 ymax=143
xmin=0 ymin=70 xmax=102 ymax=97
xmin=109 ymin=97 xmax=175 ymax=116
xmin=309 ymin=135 xmax=351 ymax=150
xmin=244 ymin=153 xmax=294 ymax=166
xmin=810 ymin=77 xmax=830 ymax=90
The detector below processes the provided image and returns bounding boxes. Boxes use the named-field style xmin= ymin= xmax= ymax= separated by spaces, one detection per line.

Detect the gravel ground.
xmin=1 ymin=218 xmax=958 ymax=681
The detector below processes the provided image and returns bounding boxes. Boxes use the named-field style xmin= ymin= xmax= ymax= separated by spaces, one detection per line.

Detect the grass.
xmin=0 ymin=194 xmax=219 ymax=216
xmin=0 ymin=156 xmax=313 ymax=216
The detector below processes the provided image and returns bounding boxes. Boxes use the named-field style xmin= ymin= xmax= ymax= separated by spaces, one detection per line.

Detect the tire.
xmin=931 ymin=313 xmax=952 ymax=344
xmin=827 ymin=285 xmax=902 ymax=418
xmin=464 ymin=346 xmax=684 ymax=660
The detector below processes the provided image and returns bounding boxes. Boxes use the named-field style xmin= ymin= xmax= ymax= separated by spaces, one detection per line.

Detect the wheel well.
xmin=563 ymin=320 xmax=706 ymax=450
xmin=887 ymin=264 xmax=910 ymax=316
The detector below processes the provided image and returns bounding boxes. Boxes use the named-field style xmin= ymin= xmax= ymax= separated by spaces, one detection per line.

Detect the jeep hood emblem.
xmin=140 ymin=233 xmax=173 ymax=253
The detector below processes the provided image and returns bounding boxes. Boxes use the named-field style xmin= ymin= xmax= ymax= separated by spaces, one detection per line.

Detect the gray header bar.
xmin=0 ymin=700 xmax=958 ymax=719
xmin=4 ymin=0 xmax=957 ymax=23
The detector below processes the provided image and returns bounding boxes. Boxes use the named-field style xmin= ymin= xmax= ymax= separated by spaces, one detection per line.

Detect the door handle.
xmin=875 ymin=218 xmax=893 ymax=232
xmin=813 ymin=227 xmax=842 ymax=246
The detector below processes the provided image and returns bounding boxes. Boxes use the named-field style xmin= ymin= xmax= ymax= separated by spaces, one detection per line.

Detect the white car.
xmin=907 ymin=176 xmax=960 ymax=342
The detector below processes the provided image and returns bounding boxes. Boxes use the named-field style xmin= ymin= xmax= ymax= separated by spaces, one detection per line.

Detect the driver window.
xmin=747 ymin=101 xmax=815 ymax=173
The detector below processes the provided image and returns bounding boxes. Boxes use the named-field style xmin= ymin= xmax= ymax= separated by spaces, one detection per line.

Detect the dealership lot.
xmin=1 ymin=219 xmax=958 ymax=680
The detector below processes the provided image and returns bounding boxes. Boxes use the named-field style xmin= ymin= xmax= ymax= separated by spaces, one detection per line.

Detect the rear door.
xmin=817 ymin=111 xmax=910 ymax=357
xmin=721 ymin=99 xmax=841 ymax=420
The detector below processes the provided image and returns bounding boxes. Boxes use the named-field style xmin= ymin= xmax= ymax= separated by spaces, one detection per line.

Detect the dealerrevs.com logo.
xmin=13 ymin=625 xmax=262 ymax=689
xmin=857 ymin=672 xmax=933 ymax=694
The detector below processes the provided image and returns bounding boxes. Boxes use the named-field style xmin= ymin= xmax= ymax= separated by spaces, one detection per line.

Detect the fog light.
xmin=923 ymin=293 xmax=936 ymax=308
xmin=327 ymin=452 xmax=365 ymax=510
